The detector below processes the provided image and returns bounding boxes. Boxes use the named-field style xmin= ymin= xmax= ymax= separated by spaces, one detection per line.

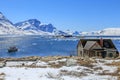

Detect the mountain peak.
xmin=48 ymin=23 xmax=53 ymax=26
xmin=0 ymin=12 xmax=13 ymax=25
xmin=0 ymin=12 xmax=2 ymax=14
xmin=28 ymin=19 xmax=41 ymax=23
xmin=0 ymin=12 xmax=5 ymax=19
xmin=27 ymin=19 xmax=41 ymax=27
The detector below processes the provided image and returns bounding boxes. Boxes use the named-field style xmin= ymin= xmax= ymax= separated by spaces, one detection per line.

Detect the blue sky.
xmin=0 ymin=0 xmax=120 ymax=31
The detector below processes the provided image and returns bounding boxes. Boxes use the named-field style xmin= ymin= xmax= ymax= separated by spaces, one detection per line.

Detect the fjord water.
xmin=0 ymin=35 xmax=79 ymax=58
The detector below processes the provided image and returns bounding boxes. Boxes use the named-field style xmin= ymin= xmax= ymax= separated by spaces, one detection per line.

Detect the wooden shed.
xmin=77 ymin=39 xmax=119 ymax=58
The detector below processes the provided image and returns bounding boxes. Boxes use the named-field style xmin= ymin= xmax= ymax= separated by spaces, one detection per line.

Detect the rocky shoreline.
xmin=0 ymin=56 xmax=120 ymax=61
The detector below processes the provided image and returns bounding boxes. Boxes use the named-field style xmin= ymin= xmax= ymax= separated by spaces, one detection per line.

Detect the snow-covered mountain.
xmin=14 ymin=19 xmax=68 ymax=35
xmin=0 ymin=12 xmax=67 ymax=35
xmin=0 ymin=12 xmax=28 ymax=35
xmin=14 ymin=19 xmax=56 ymax=34
xmin=99 ymin=28 xmax=120 ymax=35
xmin=79 ymin=28 xmax=120 ymax=36
xmin=1 ymin=12 xmax=120 ymax=36
xmin=0 ymin=12 xmax=56 ymax=35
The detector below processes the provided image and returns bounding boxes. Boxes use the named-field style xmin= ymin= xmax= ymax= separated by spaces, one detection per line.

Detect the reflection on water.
xmin=0 ymin=35 xmax=79 ymax=58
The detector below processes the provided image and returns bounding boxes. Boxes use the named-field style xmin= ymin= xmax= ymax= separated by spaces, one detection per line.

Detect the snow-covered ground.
xmin=0 ymin=57 xmax=120 ymax=80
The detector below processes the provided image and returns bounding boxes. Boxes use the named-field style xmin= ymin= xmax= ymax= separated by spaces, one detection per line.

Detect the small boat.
xmin=8 ymin=46 xmax=18 ymax=53
xmin=63 ymin=35 xmax=72 ymax=38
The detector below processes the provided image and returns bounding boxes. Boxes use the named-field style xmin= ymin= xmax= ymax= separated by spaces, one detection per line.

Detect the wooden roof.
xmin=84 ymin=41 xmax=96 ymax=50
xmin=78 ymin=39 xmax=116 ymax=49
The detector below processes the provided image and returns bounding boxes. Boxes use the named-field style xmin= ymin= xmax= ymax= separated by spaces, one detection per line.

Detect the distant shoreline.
xmin=0 ymin=55 xmax=120 ymax=61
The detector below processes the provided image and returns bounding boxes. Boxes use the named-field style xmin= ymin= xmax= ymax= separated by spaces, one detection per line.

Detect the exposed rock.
xmin=0 ymin=73 xmax=5 ymax=80
xmin=89 ymin=58 xmax=96 ymax=63
xmin=5 ymin=56 xmax=41 ymax=61
xmin=0 ymin=61 xmax=6 ymax=68
xmin=66 ymin=59 xmax=77 ymax=67
xmin=60 ymin=70 xmax=87 ymax=77
xmin=46 ymin=72 xmax=62 ymax=79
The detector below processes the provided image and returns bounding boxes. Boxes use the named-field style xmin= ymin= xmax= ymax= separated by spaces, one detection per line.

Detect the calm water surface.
xmin=0 ymin=35 xmax=79 ymax=58
xmin=1 ymin=35 xmax=120 ymax=58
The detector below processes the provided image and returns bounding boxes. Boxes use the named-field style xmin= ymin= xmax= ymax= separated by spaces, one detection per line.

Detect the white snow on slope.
xmin=0 ymin=12 xmax=54 ymax=35
xmin=1 ymin=12 xmax=120 ymax=36
xmin=99 ymin=28 xmax=120 ymax=35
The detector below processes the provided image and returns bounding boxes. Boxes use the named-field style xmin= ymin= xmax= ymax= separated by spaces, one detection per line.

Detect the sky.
xmin=0 ymin=0 xmax=120 ymax=32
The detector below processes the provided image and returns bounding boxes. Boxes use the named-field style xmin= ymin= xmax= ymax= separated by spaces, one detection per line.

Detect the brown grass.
xmin=40 ymin=56 xmax=65 ymax=62
xmin=10 ymin=65 xmax=47 ymax=68
xmin=117 ymin=76 xmax=120 ymax=80
xmin=98 ymin=67 xmax=120 ymax=78
xmin=82 ymin=68 xmax=94 ymax=74
xmin=0 ymin=73 xmax=5 ymax=80
xmin=48 ymin=61 xmax=66 ymax=68
xmin=93 ymin=67 xmax=103 ymax=71
xmin=104 ymin=60 xmax=120 ymax=80
xmin=25 ymin=65 xmax=47 ymax=68
xmin=98 ymin=72 xmax=120 ymax=76
xmin=60 ymin=70 xmax=87 ymax=77
xmin=106 ymin=61 xmax=120 ymax=66
xmin=0 ymin=73 xmax=5 ymax=75
xmin=77 ymin=60 xmax=95 ymax=68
